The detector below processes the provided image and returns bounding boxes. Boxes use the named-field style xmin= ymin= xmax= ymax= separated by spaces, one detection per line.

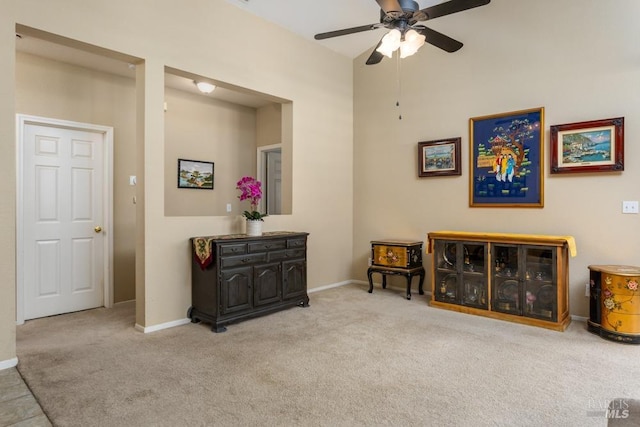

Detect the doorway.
xmin=257 ymin=145 xmax=282 ymax=215
xmin=16 ymin=115 xmax=113 ymax=323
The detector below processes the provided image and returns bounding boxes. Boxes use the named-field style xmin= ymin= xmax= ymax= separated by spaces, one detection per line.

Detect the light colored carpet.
xmin=16 ymin=284 xmax=640 ymax=426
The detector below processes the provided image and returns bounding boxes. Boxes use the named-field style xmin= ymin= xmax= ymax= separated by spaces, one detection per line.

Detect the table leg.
xmin=418 ymin=270 xmax=425 ymax=295
xmin=406 ymin=274 xmax=412 ymax=300
xmin=382 ymin=275 xmax=387 ymax=289
xmin=367 ymin=268 xmax=374 ymax=293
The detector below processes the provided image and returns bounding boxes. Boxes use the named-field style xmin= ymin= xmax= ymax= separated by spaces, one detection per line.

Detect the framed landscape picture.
xmin=177 ymin=159 xmax=214 ymax=189
xmin=550 ymin=117 xmax=624 ymax=174
xmin=469 ymin=107 xmax=544 ymax=208
xmin=418 ymin=137 xmax=461 ymax=177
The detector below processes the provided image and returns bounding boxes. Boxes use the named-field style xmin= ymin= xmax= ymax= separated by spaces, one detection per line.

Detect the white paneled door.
xmin=20 ymin=117 xmax=110 ymax=320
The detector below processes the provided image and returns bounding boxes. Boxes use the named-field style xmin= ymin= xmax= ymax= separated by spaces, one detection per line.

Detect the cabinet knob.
xmin=242 ymin=258 xmax=251 ymax=263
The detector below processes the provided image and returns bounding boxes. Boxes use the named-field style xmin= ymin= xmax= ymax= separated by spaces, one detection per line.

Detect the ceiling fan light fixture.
xmin=399 ymin=29 xmax=426 ymax=58
xmin=376 ymin=28 xmax=401 ymax=58
xmin=194 ymin=81 xmax=216 ymax=94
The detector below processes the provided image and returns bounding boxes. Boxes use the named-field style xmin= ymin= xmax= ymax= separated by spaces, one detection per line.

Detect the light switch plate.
xmin=129 ymin=176 xmax=137 ymax=186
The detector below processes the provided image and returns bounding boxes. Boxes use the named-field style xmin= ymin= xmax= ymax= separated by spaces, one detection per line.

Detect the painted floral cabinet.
xmin=588 ymin=265 xmax=640 ymax=344
xmin=428 ymin=231 xmax=575 ymax=331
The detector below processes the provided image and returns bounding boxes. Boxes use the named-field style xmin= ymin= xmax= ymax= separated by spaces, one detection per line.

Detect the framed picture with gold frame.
xmin=550 ymin=117 xmax=624 ymax=174
xmin=418 ymin=137 xmax=461 ymax=177
xmin=469 ymin=107 xmax=544 ymax=207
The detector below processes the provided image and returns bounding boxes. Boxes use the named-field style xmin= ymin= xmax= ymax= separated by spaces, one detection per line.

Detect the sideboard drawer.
xmin=249 ymin=240 xmax=286 ymax=253
xmin=287 ymin=238 xmax=306 ymax=249
xmin=220 ymin=253 xmax=267 ymax=268
xmin=269 ymin=249 xmax=305 ymax=262
xmin=220 ymin=243 xmax=247 ymax=256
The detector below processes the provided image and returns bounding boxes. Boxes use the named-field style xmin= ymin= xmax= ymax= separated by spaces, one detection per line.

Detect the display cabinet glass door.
xmin=434 ymin=240 xmax=487 ymax=309
xmin=492 ymin=244 xmax=521 ymax=315
xmin=492 ymin=244 xmax=557 ymax=321
xmin=523 ymin=246 xmax=557 ymax=321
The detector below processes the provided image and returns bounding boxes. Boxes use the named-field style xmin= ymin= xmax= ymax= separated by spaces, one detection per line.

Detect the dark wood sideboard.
xmin=189 ymin=231 xmax=309 ymax=332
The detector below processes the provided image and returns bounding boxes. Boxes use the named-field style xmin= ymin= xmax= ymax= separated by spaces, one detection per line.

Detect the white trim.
xmin=308 ymin=280 xmax=355 ymax=293
xmin=15 ymin=114 xmax=114 ymax=324
xmin=571 ymin=315 xmax=588 ymax=322
xmin=135 ymin=318 xmax=191 ymax=333
xmin=0 ymin=357 xmax=19 ymax=371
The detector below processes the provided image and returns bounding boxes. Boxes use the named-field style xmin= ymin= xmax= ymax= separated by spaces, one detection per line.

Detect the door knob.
xmin=94 ymin=226 xmax=103 ymax=233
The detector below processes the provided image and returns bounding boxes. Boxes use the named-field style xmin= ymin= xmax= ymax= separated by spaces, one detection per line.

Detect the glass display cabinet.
xmin=428 ymin=231 xmax=575 ymax=331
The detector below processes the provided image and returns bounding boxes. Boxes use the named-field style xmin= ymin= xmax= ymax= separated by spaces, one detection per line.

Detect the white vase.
xmin=246 ymin=219 xmax=263 ymax=236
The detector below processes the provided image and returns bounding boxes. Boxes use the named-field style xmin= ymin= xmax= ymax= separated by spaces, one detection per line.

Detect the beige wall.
xmin=15 ymin=52 xmax=137 ymax=303
xmin=353 ymin=0 xmax=640 ymax=317
xmin=164 ymin=86 xmax=258 ymax=217
xmin=257 ymin=104 xmax=282 ymax=147
xmin=1 ymin=0 xmax=354 ymax=362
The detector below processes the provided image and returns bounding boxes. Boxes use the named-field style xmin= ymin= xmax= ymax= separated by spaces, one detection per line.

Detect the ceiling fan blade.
xmin=415 ymin=26 xmax=463 ymax=53
xmin=314 ymin=24 xmax=380 ymax=40
xmin=375 ymin=0 xmax=403 ymax=14
xmin=365 ymin=41 xmax=385 ymax=65
xmin=419 ymin=0 xmax=490 ymax=21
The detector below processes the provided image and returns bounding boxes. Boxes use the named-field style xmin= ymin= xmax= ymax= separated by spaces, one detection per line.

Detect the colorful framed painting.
xmin=550 ymin=117 xmax=624 ymax=174
xmin=177 ymin=159 xmax=214 ymax=189
xmin=418 ymin=137 xmax=461 ymax=177
xmin=469 ymin=107 xmax=544 ymax=207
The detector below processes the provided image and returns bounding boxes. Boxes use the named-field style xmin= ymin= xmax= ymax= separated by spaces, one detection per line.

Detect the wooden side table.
xmin=367 ymin=240 xmax=425 ymax=300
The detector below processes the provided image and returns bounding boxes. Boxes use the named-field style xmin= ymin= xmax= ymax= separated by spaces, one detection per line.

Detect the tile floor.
xmin=0 ymin=368 xmax=51 ymax=427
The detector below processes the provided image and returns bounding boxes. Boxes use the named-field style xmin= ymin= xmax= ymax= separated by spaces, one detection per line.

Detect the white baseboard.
xmin=133 ymin=282 xmax=354 ymax=333
xmin=308 ymin=280 xmax=355 ymax=293
xmin=135 ymin=318 xmax=191 ymax=334
xmin=309 ymin=280 xmax=432 ymax=297
xmin=571 ymin=315 xmax=588 ymax=322
xmin=0 ymin=357 xmax=18 ymax=371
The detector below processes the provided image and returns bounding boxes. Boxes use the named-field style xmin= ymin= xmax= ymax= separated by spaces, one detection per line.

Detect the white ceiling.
xmin=224 ymin=0 xmax=445 ymax=59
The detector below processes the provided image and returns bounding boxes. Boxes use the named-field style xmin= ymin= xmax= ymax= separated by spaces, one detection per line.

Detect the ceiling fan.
xmin=314 ymin=0 xmax=490 ymax=65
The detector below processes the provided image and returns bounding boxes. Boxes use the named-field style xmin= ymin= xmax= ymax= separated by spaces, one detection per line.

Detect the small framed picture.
xmin=550 ymin=117 xmax=624 ymax=174
xmin=418 ymin=137 xmax=461 ymax=177
xmin=177 ymin=159 xmax=214 ymax=189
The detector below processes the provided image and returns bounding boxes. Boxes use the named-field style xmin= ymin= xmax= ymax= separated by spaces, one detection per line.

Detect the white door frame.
xmin=16 ymin=114 xmax=114 ymax=325
xmin=256 ymin=144 xmax=281 ymax=215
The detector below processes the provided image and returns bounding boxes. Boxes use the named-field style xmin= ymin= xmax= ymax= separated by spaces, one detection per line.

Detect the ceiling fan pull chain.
xmin=396 ymin=53 xmax=402 ymax=120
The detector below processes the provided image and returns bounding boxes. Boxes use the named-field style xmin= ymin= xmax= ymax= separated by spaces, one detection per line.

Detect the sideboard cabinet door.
xmin=220 ymin=266 xmax=253 ymax=314
xmin=283 ymin=260 xmax=307 ymax=300
xmin=254 ymin=263 xmax=281 ymax=307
